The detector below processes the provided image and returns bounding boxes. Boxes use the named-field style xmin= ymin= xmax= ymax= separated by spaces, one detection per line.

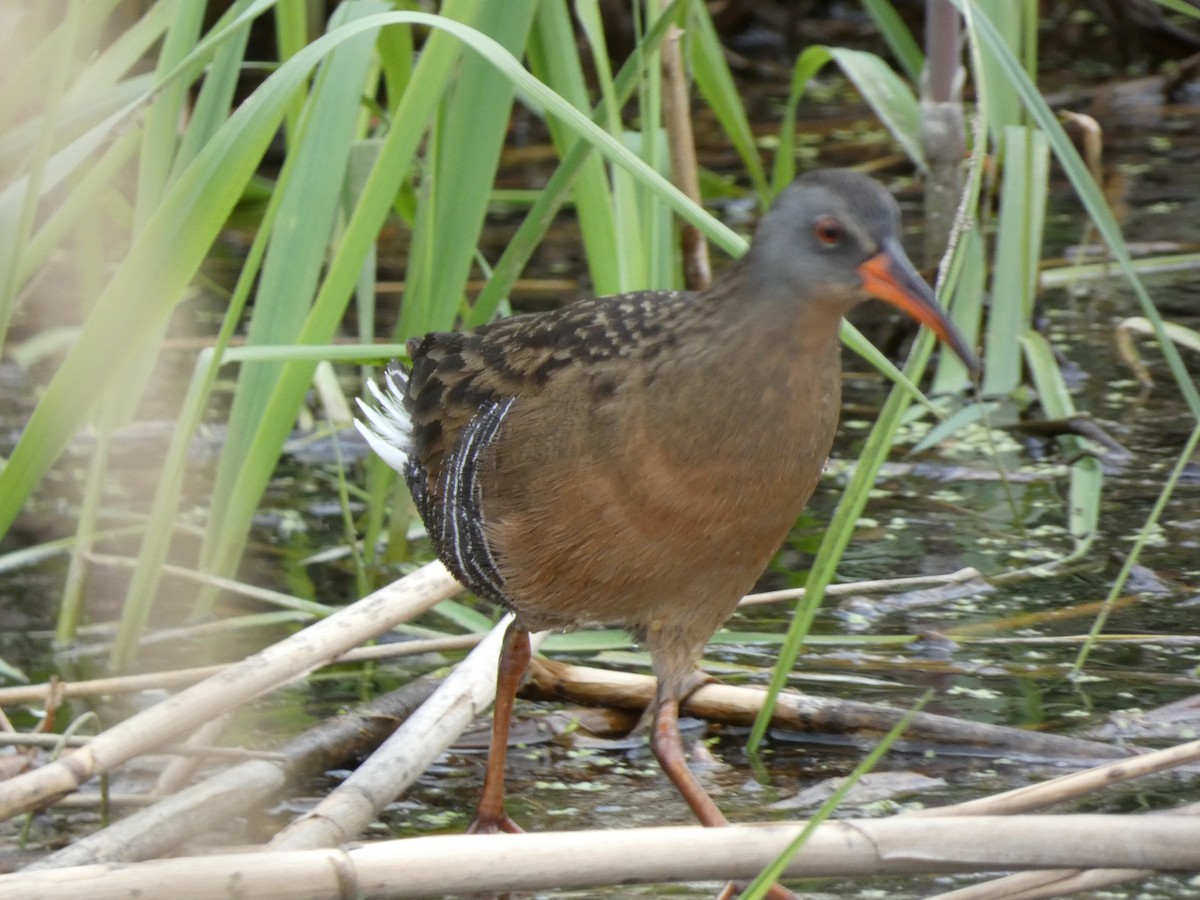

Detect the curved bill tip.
xmin=857 ymin=238 xmax=982 ymax=379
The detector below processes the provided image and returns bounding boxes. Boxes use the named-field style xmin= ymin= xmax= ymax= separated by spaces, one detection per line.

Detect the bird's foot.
xmin=762 ymin=882 xmax=799 ymax=900
xmin=627 ymin=667 xmax=720 ymax=740
xmin=678 ymin=667 xmax=718 ymax=703
xmin=715 ymin=881 xmax=797 ymax=900
xmin=466 ymin=812 xmax=525 ymax=835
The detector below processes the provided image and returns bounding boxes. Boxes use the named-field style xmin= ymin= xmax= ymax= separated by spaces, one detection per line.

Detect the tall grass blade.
xmin=198 ymin=1 xmax=476 ymax=602
xmin=1021 ymin=332 xmax=1100 ymax=556
xmin=971 ymin=0 xmax=1025 ymax=141
xmin=202 ymin=7 xmax=749 ymax=595
xmin=575 ymin=0 xmax=652 ymax=293
xmin=170 ymin=0 xmax=258 ymax=182
xmin=470 ymin=0 xmax=690 ymax=327
xmin=686 ymin=0 xmax=769 ymax=203
xmin=981 ymin=125 xmax=1048 ymax=396
xmin=1154 ymin=0 xmax=1200 ymax=18
xmin=862 ymin=0 xmax=924 ymax=83
xmin=0 ymin=3 xmax=83 ymax=349
xmin=1074 ymin=419 xmax=1200 ymax=673
xmin=273 ymin=0 xmax=312 ymax=143
xmin=526 ymin=0 xmax=621 ymax=297
xmin=0 ymin=8 xmax=396 ymax=546
xmin=396 ymin=0 xmax=536 ymax=339
xmin=748 ymin=326 xmax=945 ymax=752
xmin=772 ymin=46 xmax=922 ymax=188
xmin=930 ymin=227 xmax=986 ymax=395
xmin=953 ymin=0 xmax=1200 ymax=416
xmin=134 ymin=0 xmax=206 ymax=228
xmin=57 ymin=0 xmax=209 ymax=642
xmin=742 ymin=691 xmax=932 ymax=897
xmin=828 ymin=47 xmax=925 ymax=169
xmin=772 ymin=45 xmax=836 ymax=192
xmin=205 ymin=0 xmax=385 ymax=560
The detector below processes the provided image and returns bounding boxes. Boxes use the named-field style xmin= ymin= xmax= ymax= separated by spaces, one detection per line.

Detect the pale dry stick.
xmin=332 ymin=632 xmax=483 ymax=659
xmin=834 ymin=458 xmax=1069 ymax=484
xmin=269 ymin=617 xmax=546 ymax=851
xmin=0 ymin=733 xmax=284 ymax=759
xmin=915 ymin=742 xmax=1200 ymax=899
xmin=28 ymin=673 xmax=442 ymax=869
xmin=1115 ymin=316 xmax=1200 ymax=389
xmin=0 ymin=562 xmax=461 ymax=821
xmin=85 ymin=552 xmax=332 ymax=615
xmin=153 ymin=713 xmax=232 ymax=796
xmin=0 ymin=633 xmax=482 ymax=707
xmin=1060 ymin=109 xmax=1107 ymax=281
xmin=0 ymin=668 xmax=227 ymax=706
xmin=64 ymin=611 xmax=313 ymax=659
xmin=0 ymin=570 xmax=983 ymax=707
xmin=1039 ymin=256 xmax=1200 ymax=290
xmin=739 ymin=566 xmax=982 ymax=607
xmin=933 ymin=871 xmax=1167 ymax=900
xmin=5 ymin=567 xmax=978 ymax=699
xmin=904 ymin=736 xmax=1200 ymax=819
xmin=528 ymin=658 xmax=1122 ymax=759
xmin=659 ymin=2 xmax=710 ymax=291
xmin=4 ymin=816 xmax=1200 ymax=900
xmin=51 ymin=794 xmax=157 ymax=809
xmin=0 ymin=524 xmax=148 ymax=575
xmin=967 ymin=634 xmax=1200 ymax=646
xmin=920 ymin=0 xmax=966 ymax=265
xmin=927 ymin=801 xmax=1200 ymax=900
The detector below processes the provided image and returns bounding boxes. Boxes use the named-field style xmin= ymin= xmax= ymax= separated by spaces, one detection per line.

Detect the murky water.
xmin=3 ymin=61 xmax=1200 ymax=899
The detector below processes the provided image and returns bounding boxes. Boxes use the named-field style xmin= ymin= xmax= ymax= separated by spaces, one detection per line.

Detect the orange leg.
xmin=652 ymin=684 xmax=797 ymax=900
xmin=466 ymin=621 xmax=531 ymax=835
xmin=651 ymin=688 xmax=730 ymax=827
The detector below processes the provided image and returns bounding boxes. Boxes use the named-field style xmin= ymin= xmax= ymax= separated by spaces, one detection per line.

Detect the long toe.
xmin=715 ymin=881 xmax=799 ymax=900
xmin=466 ymin=812 xmax=525 ymax=835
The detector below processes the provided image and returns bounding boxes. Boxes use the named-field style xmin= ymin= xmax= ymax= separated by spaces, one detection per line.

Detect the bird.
xmin=357 ymin=168 xmax=978 ymax=865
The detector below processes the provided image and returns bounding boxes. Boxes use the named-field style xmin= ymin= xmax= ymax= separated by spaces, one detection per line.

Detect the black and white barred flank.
xmin=355 ymin=366 xmax=512 ymax=606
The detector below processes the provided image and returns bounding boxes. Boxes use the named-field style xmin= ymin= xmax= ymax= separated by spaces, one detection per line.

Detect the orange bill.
xmin=858 ymin=237 xmax=981 ymax=377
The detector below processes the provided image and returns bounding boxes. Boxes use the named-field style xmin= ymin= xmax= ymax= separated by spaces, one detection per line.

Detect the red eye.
xmin=814 ymin=216 xmax=843 ymax=246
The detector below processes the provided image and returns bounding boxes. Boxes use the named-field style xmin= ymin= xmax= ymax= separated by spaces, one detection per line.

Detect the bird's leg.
xmin=626 ymin=666 xmax=711 ymax=738
xmin=651 ymin=683 xmax=730 ymax=827
xmin=653 ymin=681 xmax=798 ymax=900
xmin=467 ymin=621 xmax=531 ymax=835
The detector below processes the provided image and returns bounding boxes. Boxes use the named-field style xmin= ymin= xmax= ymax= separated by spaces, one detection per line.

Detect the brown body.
xmin=431 ymin=287 xmax=844 ymax=697
xmin=359 ymin=169 xmax=978 ymax=896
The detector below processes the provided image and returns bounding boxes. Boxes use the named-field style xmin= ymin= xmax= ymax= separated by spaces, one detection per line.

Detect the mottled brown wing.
xmin=400 ymin=290 xmax=695 ymax=605
xmin=404 ymin=290 xmax=691 ymax=500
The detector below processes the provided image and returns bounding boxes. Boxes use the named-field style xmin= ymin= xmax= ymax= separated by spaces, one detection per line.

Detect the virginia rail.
xmin=358 ymin=169 xmax=977 ymax=850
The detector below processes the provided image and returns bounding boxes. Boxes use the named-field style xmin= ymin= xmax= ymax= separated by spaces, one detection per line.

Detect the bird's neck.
xmin=691 ymin=261 xmax=848 ymax=363
xmin=644 ymin=265 xmax=845 ymax=455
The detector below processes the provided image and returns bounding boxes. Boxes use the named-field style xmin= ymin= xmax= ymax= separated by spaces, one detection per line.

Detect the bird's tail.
xmin=355 ymin=363 xmax=413 ymax=474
